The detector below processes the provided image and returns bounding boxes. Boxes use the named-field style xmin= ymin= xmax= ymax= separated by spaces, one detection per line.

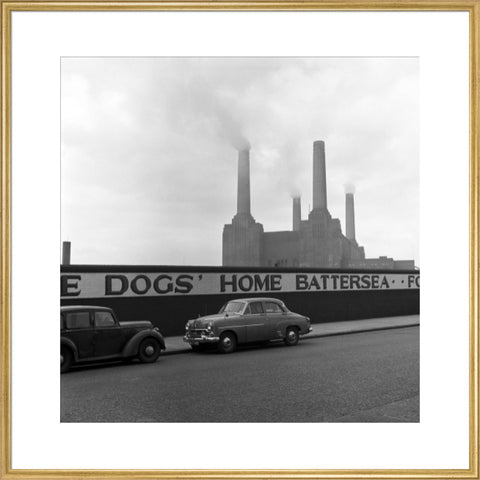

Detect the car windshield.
xmin=219 ymin=301 xmax=245 ymax=314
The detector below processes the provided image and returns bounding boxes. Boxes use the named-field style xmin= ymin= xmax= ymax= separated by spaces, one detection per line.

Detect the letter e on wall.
xmin=61 ymin=275 xmax=81 ymax=297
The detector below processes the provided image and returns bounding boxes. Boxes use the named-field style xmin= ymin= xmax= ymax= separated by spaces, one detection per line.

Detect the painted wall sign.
xmin=61 ymin=271 xmax=420 ymax=299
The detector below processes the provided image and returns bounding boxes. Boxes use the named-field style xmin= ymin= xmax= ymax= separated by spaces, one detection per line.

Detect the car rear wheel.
xmin=218 ymin=332 xmax=237 ymax=354
xmin=284 ymin=327 xmax=299 ymax=346
xmin=61 ymin=346 xmax=73 ymax=373
xmin=137 ymin=338 xmax=161 ymax=363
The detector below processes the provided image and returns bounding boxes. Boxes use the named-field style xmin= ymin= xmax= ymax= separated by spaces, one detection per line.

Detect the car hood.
xmin=189 ymin=314 xmax=230 ymax=328
xmin=119 ymin=320 xmax=153 ymax=329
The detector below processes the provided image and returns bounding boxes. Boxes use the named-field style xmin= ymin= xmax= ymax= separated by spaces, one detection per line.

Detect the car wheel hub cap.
xmin=288 ymin=331 xmax=296 ymax=340
xmin=223 ymin=338 xmax=232 ymax=348
xmin=145 ymin=345 xmax=155 ymax=356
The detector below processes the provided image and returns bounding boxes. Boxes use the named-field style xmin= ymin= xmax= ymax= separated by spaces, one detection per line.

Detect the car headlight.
xmin=185 ymin=323 xmax=190 ymax=331
xmin=206 ymin=322 xmax=213 ymax=332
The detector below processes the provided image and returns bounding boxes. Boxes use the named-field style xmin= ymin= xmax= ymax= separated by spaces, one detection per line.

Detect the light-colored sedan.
xmin=183 ymin=297 xmax=312 ymax=353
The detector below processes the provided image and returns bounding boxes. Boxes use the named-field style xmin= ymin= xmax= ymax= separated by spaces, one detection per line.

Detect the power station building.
xmin=222 ymin=140 xmax=415 ymax=270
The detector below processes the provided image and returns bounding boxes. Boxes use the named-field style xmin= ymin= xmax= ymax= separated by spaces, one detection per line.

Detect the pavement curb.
xmin=305 ymin=322 xmax=420 ymax=340
xmin=163 ymin=322 xmax=420 ymax=356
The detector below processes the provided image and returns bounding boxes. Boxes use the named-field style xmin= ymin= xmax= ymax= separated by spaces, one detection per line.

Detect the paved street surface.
xmin=61 ymin=326 xmax=419 ymax=422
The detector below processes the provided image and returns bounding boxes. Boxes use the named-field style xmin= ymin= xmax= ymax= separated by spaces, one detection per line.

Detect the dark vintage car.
xmin=60 ymin=305 xmax=165 ymax=372
xmin=183 ymin=297 xmax=312 ymax=353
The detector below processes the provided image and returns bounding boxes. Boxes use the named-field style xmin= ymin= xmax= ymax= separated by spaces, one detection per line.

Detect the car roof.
xmin=61 ymin=305 xmax=113 ymax=312
xmin=229 ymin=298 xmax=285 ymax=304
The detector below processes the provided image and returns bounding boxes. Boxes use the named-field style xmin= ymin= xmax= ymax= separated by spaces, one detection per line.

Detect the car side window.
xmin=94 ymin=311 xmax=116 ymax=327
xmin=250 ymin=302 xmax=264 ymax=314
xmin=65 ymin=312 xmax=90 ymax=329
xmin=264 ymin=302 xmax=283 ymax=314
xmin=244 ymin=305 xmax=251 ymax=315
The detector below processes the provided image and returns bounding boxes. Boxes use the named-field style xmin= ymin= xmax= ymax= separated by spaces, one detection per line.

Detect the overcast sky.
xmin=61 ymin=57 xmax=419 ymax=267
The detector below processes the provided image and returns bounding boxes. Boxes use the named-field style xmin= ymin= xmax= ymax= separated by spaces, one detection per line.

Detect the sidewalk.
xmin=163 ymin=314 xmax=419 ymax=355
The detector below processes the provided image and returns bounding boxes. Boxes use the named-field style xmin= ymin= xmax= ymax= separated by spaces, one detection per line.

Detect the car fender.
xmin=122 ymin=330 xmax=165 ymax=358
xmin=276 ymin=319 xmax=304 ymax=337
xmin=215 ymin=323 xmax=247 ymax=343
xmin=61 ymin=337 xmax=79 ymax=361
xmin=281 ymin=314 xmax=309 ymax=334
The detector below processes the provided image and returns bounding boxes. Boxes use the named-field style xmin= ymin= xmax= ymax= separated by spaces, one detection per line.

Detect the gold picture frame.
xmin=1 ymin=1 xmax=478 ymax=478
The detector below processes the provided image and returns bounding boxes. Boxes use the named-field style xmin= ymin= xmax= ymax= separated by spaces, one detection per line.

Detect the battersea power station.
xmin=223 ymin=140 xmax=414 ymax=270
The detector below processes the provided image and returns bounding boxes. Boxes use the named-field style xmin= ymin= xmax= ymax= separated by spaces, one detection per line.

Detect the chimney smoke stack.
xmin=292 ymin=197 xmax=301 ymax=231
xmin=62 ymin=241 xmax=71 ymax=265
xmin=313 ymin=140 xmax=327 ymax=210
xmin=345 ymin=192 xmax=356 ymax=241
xmin=237 ymin=149 xmax=251 ymax=215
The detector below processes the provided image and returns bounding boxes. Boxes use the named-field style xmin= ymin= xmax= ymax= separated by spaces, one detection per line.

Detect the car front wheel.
xmin=137 ymin=338 xmax=161 ymax=363
xmin=218 ymin=332 xmax=237 ymax=354
xmin=284 ymin=327 xmax=299 ymax=346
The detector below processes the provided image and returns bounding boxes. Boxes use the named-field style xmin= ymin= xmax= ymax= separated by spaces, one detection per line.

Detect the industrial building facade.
xmin=223 ymin=140 xmax=414 ymax=270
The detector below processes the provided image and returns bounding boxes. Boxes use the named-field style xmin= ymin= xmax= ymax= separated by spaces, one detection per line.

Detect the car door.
xmin=93 ymin=310 xmax=126 ymax=357
xmin=63 ymin=310 xmax=95 ymax=359
xmin=264 ymin=301 xmax=287 ymax=339
xmin=244 ymin=301 xmax=268 ymax=342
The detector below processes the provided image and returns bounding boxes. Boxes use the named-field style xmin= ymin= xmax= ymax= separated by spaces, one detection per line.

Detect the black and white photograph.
xmin=59 ymin=56 xmax=420 ymax=423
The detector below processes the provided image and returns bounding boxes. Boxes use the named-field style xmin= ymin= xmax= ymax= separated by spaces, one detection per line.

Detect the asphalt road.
xmin=61 ymin=326 xmax=419 ymax=422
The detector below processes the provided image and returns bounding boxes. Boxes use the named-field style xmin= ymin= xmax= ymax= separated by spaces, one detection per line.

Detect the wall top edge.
xmin=60 ymin=264 xmax=420 ymax=275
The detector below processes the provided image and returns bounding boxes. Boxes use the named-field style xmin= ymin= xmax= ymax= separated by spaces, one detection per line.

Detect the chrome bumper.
xmin=183 ymin=334 xmax=220 ymax=344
